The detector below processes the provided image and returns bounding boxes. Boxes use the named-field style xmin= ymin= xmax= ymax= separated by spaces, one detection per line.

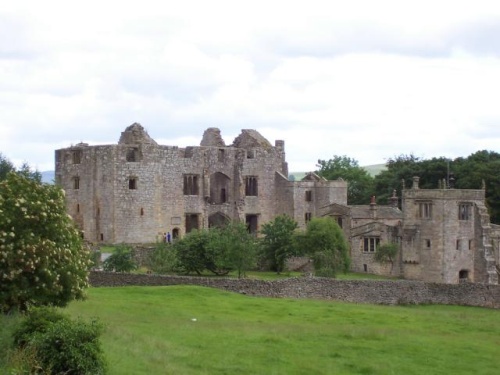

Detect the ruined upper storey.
xmin=118 ymin=123 xmax=157 ymax=145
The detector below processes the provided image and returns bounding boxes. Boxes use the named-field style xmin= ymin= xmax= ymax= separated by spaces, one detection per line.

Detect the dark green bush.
xmin=13 ymin=307 xmax=69 ymax=348
xmin=12 ymin=307 xmax=107 ymax=374
xmin=102 ymin=244 xmax=137 ymax=272
xmin=30 ymin=318 xmax=106 ymax=374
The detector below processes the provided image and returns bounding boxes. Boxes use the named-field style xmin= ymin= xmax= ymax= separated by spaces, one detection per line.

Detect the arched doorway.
xmin=208 ymin=212 xmax=230 ymax=228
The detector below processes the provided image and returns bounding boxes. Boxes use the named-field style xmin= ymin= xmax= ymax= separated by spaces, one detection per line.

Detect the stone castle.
xmin=55 ymin=123 xmax=500 ymax=284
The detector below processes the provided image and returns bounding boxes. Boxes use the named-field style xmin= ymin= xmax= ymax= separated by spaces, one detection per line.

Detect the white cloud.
xmin=1 ymin=0 xmax=500 ymax=173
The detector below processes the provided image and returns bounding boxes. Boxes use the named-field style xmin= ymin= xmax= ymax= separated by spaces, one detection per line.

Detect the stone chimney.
xmin=412 ymin=176 xmax=420 ymax=189
xmin=370 ymin=196 xmax=377 ymax=219
xmin=390 ymin=189 xmax=398 ymax=207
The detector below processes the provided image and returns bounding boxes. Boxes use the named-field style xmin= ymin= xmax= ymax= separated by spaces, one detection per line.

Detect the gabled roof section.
xmin=118 ymin=123 xmax=157 ymax=145
xmin=351 ymin=222 xmax=395 ymax=237
xmin=200 ymin=127 xmax=226 ymax=147
xmin=319 ymin=203 xmax=350 ymax=217
xmin=302 ymin=172 xmax=327 ymax=182
xmin=232 ymin=129 xmax=272 ymax=149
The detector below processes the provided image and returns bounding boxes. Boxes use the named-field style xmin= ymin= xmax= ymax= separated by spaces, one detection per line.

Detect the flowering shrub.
xmin=0 ymin=173 xmax=91 ymax=312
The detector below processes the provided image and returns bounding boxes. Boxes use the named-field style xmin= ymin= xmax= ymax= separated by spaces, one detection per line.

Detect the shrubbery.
xmin=11 ymin=307 xmax=107 ymax=374
xmin=102 ymin=244 xmax=137 ymax=272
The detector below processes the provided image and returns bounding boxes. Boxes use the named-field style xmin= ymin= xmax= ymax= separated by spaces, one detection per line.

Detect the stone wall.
xmin=89 ymin=271 xmax=500 ymax=309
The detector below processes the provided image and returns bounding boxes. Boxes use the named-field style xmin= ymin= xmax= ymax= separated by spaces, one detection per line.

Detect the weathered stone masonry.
xmin=57 ymin=123 xmax=499 ymax=285
xmin=89 ymin=272 xmax=500 ymax=309
xmin=55 ymin=124 xmax=347 ymax=244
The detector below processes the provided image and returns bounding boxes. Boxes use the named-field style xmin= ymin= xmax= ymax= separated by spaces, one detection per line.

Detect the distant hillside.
xmin=289 ymin=164 xmax=386 ymax=180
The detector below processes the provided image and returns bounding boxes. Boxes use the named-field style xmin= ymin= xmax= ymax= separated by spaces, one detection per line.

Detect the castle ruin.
xmin=55 ymin=123 xmax=499 ymax=284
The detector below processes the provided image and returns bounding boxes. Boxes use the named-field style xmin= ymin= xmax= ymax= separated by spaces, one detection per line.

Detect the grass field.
xmin=52 ymin=285 xmax=500 ymax=375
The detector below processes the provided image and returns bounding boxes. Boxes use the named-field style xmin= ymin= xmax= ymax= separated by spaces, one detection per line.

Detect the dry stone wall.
xmin=89 ymin=271 xmax=500 ymax=309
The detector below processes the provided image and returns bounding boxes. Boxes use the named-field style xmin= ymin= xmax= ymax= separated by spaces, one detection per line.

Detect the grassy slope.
xmin=57 ymin=286 xmax=500 ymax=375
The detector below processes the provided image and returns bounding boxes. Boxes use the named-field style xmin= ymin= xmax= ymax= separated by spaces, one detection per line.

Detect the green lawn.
xmin=51 ymin=285 xmax=500 ymax=375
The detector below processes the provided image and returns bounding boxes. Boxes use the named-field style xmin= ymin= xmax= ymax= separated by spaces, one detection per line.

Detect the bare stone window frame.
xmin=305 ymin=190 xmax=313 ymax=202
xmin=417 ymin=201 xmax=432 ymax=219
xmin=126 ymin=147 xmax=140 ymax=162
xmin=305 ymin=212 xmax=312 ymax=223
xmin=72 ymin=150 xmax=82 ymax=164
xmin=218 ymin=148 xmax=225 ymax=162
xmin=73 ymin=176 xmax=80 ymax=190
xmin=183 ymin=174 xmax=200 ymax=195
xmin=244 ymin=176 xmax=258 ymax=196
xmin=458 ymin=202 xmax=472 ymax=221
xmin=129 ymin=177 xmax=138 ymax=190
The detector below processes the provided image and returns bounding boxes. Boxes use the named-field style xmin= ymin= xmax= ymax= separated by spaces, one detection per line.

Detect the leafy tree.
xmin=453 ymin=151 xmax=500 ymax=224
xmin=303 ymin=217 xmax=350 ymax=277
xmin=316 ymin=155 xmax=374 ymax=204
xmin=0 ymin=172 xmax=91 ymax=313
xmin=0 ymin=153 xmax=15 ymax=181
xmin=102 ymin=244 xmax=137 ymax=272
xmin=174 ymin=230 xmax=211 ymax=275
xmin=0 ymin=154 xmax=41 ymax=183
xmin=148 ymin=242 xmax=177 ymax=274
xmin=374 ymin=242 xmax=399 ymax=271
xmin=207 ymin=222 xmax=257 ymax=278
xmin=260 ymin=215 xmax=298 ymax=273
xmin=174 ymin=223 xmax=257 ymax=277
xmin=372 ymin=151 xmax=500 ymax=223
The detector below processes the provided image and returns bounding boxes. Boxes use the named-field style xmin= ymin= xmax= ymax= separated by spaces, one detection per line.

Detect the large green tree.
xmin=372 ymin=151 xmax=500 ymax=223
xmin=0 ymin=173 xmax=91 ymax=313
xmin=207 ymin=222 xmax=257 ymax=278
xmin=316 ymin=155 xmax=374 ymax=204
xmin=303 ymin=217 xmax=350 ymax=277
xmin=260 ymin=215 xmax=298 ymax=274
xmin=174 ymin=223 xmax=257 ymax=277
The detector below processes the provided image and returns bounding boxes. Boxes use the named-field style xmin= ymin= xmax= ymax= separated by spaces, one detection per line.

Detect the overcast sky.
xmin=1 ymin=0 xmax=500 ymax=173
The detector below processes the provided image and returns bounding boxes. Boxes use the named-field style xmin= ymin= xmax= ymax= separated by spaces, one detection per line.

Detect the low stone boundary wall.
xmin=89 ymin=271 xmax=500 ymax=309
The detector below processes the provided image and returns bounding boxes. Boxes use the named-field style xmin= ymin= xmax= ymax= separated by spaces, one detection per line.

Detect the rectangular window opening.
xmin=305 ymin=190 xmax=312 ymax=202
xmin=418 ymin=202 xmax=432 ymax=219
xmin=129 ymin=178 xmax=137 ymax=190
xmin=73 ymin=176 xmax=80 ymax=190
xmin=72 ymin=151 xmax=82 ymax=164
xmin=183 ymin=175 xmax=199 ymax=195
xmin=245 ymin=176 xmax=258 ymax=196
xmin=305 ymin=212 xmax=312 ymax=223
xmin=218 ymin=149 xmax=225 ymax=162
xmin=363 ymin=237 xmax=380 ymax=252
xmin=459 ymin=203 xmax=472 ymax=221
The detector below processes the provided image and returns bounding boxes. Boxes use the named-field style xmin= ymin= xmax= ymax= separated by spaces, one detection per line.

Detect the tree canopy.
xmin=302 ymin=217 xmax=350 ymax=277
xmin=316 ymin=151 xmax=500 ymax=224
xmin=316 ymin=155 xmax=374 ymax=205
xmin=260 ymin=215 xmax=299 ymax=274
xmin=0 ymin=172 xmax=90 ymax=313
